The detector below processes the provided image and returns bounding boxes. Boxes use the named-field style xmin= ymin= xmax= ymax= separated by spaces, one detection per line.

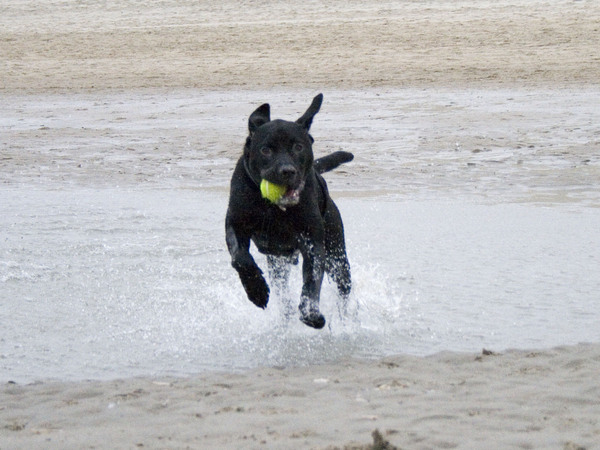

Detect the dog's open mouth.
xmin=276 ymin=181 xmax=305 ymax=208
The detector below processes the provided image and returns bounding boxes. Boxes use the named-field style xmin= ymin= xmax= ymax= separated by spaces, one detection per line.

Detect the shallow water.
xmin=1 ymin=88 xmax=599 ymax=382
xmin=2 ymin=189 xmax=599 ymax=383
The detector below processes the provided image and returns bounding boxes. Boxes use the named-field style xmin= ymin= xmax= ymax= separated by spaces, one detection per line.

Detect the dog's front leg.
xmin=298 ymin=240 xmax=326 ymax=329
xmin=226 ymin=225 xmax=269 ymax=309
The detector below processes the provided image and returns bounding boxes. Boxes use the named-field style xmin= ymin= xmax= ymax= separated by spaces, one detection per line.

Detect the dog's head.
xmin=243 ymin=94 xmax=323 ymax=207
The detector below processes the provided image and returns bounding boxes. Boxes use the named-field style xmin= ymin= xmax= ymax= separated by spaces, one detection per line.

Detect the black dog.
xmin=225 ymin=94 xmax=352 ymax=329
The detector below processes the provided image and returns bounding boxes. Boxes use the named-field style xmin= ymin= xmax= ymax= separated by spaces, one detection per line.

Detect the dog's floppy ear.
xmin=296 ymin=93 xmax=323 ymax=131
xmin=248 ymin=103 xmax=270 ymax=135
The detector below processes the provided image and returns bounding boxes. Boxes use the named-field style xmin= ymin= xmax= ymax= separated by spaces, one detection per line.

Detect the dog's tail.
xmin=314 ymin=151 xmax=354 ymax=174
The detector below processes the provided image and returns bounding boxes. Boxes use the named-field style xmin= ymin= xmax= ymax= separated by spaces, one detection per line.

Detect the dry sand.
xmin=1 ymin=0 xmax=599 ymax=92
xmin=2 ymin=0 xmax=600 ymax=448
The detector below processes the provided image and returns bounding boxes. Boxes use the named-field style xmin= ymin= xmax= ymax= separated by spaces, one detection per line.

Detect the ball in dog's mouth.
xmin=260 ymin=179 xmax=305 ymax=209
xmin=260 ymin=179 xmax=286 ymax=203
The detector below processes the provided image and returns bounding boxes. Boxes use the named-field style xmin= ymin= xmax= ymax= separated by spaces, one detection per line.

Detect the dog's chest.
xmin=250 ymin=210 xmax=300 ymax=256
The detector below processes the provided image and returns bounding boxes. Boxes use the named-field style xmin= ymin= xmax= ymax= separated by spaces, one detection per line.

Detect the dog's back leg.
xmin=267 ymin=254 xmax=296 ymax=320
xmin=324 ymin=204 xmax=352 ymax=318
xmin=327 ymin=249 xmax=351 ymax=297
xmin=327 ymin=246 xmax=352 ymax=318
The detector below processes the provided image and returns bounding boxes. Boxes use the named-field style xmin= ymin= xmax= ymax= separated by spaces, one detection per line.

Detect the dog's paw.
xmin=300 ymin=311 xmax=326 ymax=329
xmin=299 ymin=300 xmax=326 ymax=329
xmin=241 ymin=273 xmax=270 ymax=309
xmin=300 ymin=312 xmax=326 ymax=329
xmin=247 ymin=279 xmax=270 ymax=309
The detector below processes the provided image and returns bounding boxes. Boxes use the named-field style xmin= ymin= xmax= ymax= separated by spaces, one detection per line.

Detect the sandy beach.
xmin=2 ymin=0 xmax=600 ymax=448
xmin=0 ymin=344 xmax=598 ymax=449
xmin=1 ymin=0 xmax=599 ymax=91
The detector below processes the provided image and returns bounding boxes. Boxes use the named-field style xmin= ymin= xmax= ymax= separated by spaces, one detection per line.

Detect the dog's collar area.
xmin=243 ymin=157 xmax=261 ymax=188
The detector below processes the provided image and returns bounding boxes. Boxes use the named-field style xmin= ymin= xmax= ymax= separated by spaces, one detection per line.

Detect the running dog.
xmin=225 ymin=94 xmax=352 ymax=329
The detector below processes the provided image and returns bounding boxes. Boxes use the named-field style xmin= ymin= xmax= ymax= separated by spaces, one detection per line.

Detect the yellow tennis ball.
xmin=260 ymin=179 xmax=286 ymax=203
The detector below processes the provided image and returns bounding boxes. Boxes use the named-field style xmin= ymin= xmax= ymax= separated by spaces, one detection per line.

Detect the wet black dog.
xmin=225 ymin=94 xmax=352 ymax=329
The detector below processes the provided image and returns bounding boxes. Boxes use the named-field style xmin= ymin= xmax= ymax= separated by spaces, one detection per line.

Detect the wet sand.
xmin=2 ymin=0 xmax=600 ymax=448
xmin=2 ymin=88 xmax=599 ymax=205
xmin=3 ymin=345 xmax=600 ymax=449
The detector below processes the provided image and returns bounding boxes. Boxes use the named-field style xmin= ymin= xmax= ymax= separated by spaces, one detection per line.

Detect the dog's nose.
xmin=279 ymin=164 xmax=297 ymax=180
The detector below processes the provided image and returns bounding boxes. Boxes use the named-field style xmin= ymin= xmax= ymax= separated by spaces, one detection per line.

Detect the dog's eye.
xmin=260 ymin=146 xmax=272 ymax=157
xmin=292 ymin=143 xmax=304 ymax=153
